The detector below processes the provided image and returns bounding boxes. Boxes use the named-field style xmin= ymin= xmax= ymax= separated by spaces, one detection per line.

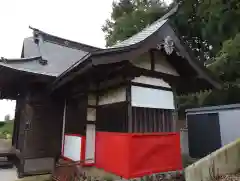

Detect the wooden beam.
xmin=172 ymin=86 xmax=178 ymax=132
xmin=61 ymin=100 xmax=67 ymax=149
xmin=126 ymin=81 xmax=133 ymax=133
xmin=86 ymin=121 xmax=96 ymax=124
xmin=131 ymin=82 xmax=172 ymax=91
xmin=149 ymin=49 xmax=155 ymax=71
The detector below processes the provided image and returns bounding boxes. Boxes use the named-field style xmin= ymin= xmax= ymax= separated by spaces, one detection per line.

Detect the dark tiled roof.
xmin=0 ymin=6 xmax=177 ymax=77
xmin=0 ymin=28 xmax=102 ymax=77
xmin=35 ymin=28 xmax=102 ymax=52
xmin=112 ymin=19 xmax=168 ymax=48
xmin=111 ymin=5 xmax=178 ymax=48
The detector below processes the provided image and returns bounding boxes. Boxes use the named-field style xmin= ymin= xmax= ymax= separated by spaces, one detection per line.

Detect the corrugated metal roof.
xmin=112 ymin=19 xmax=168 ymax=48
xmin=0 ymin=6 xmax=179 ymax=77
xmin=111 ymin=5 xmax=178 ymax=48
xmin=186 ymin=104 xmax=240 ymax=114
xmin=0 ymin=36 xmax=89 ymax=76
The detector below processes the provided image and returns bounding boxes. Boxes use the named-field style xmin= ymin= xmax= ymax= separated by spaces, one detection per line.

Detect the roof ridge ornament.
xmin=29 ymin=26 xmax=48 ymax=65
xmin=0 ymin=56 xmax=48 ymax=66
xmin=156 ymin=36 xmax=174 ymax=55
xmin=29 ymin=26 xmax=41 ymax=44
xmin=0 ymin=57 xmax=7 ymax=63
xmin=164 ymin=36 xmax=174 ymax=55
xmin=39 ymin=58 xmax=48 ymax=65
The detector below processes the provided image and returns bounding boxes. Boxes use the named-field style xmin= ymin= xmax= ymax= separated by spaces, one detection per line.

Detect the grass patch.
xmin=0 ymin=121 xmax=13 ymax=139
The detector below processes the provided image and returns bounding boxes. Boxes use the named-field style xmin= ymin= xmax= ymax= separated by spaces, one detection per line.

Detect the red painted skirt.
xmin=95 ymin=132 xmax=182 ymax=179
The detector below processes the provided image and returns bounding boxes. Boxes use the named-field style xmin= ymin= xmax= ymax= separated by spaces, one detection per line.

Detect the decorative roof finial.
xmin=39 ymin=59 xmax=48 ymax=65
xmin=156 ymin=36 xmax=174 ymax=55
xmin=29 ymin=26 xmax=41 ymax=44
xmin=0 ymin=57 xmax=7 ymax=63
xmin=164 ymin=36 xmax=174 ymax=55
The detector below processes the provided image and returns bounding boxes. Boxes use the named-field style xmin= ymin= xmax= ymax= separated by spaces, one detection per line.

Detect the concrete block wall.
xmin=180 ymin=128 xmax=189 ymax=156
xmin=185 ymin=139 xmax=240 ymax=181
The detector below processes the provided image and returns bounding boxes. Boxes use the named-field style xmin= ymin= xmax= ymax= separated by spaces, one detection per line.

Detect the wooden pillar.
xmin=85 ymin=93 xmax=97 ymax=164
xmin=61 ymin=100 xmax=67 ymax=153
xmin=172 ymin=87 xmax=178 ymax=132
xmin=126 ymin=83 xmax=133 ymax=133
xmin=13 ymin=98 xmax=21 ymax=147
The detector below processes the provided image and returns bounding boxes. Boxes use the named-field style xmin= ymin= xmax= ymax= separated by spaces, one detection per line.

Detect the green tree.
xmin=102 ymin=0 xmax=168 ymax=47
xmin=208 ymin=33 xmax=240 ymax=83
xmin=172 ymin=0 xmax=240 ymax=62
xmin=178 ymin=34 xmax=240 ymax=110
xmin=4 ymin=114 xmax=10 ymax=122
xmin=103 ymin=0 xmax=240 ymax=113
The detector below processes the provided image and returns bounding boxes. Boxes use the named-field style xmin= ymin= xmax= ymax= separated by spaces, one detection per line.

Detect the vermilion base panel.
xmin=95 ymin=132 xmax=182 ymax=179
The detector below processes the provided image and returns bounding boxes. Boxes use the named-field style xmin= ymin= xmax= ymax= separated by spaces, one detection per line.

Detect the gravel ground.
xmin=17 ymin=174 xmax=51 ymax=181
xmin=0 ymin=139 xmax=16 ymax=181
xmin=0 ymin=168 xmax=17 ymax=181
xmin=216 ymin=173 xmax=240 ymax=181
xmin=0 ymin=139 xmax=11 ymax=152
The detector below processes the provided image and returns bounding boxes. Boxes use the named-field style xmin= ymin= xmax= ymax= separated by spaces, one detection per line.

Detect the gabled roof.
xmin=0 ymin=4 xmax=221 ymax=95
xmin=111 ymin=5 xmax=178 ymax=48
xmin=29 ymin=27 xmax=101 ymax=52
xmin=0 ymin=28 xmax=102 ymax=77
xmin=112 ymin=19 xmax=168 ymax=48
xmin=53 ymin=6 xmax=179 ymax=83
xmin=53 ymin=5 xmax=221 ymax=92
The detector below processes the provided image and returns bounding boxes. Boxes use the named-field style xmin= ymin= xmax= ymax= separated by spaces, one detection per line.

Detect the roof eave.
xmin=164 ymin=23 xmax=222 ymax=90
xmin=29 ymin=26 xmax=103 ymax=52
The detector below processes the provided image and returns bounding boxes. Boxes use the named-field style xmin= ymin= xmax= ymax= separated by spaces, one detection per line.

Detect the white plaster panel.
xmin=98 ymin=87 xmax=126 ymax=105
xmin=132 ymin=76 xmax=171 ymax=88
xmin=219 ymin=109 xmax=240 ymax=146
xmin=131 ymin=86 xmax=175 ymax=109
xmin=154 ymin=52 xmax=179 ymax=76
xmin=85 ymin=124 xmax=96 ymax=164
xmin=63 ymin=135 xmax=81 ymax=161
xmin=88 ymin=94 xmax=97 ymax=106
xmin=87 ymin=108 xmax=96 ymax=121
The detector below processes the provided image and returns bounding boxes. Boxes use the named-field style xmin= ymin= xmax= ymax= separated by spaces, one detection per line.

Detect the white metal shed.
xmin=186 ymin=104 xmax=240 ymax=158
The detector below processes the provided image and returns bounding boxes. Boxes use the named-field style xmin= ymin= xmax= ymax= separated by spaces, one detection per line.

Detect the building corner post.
xmin=61 ymin=100 xmax=67 ymax=153
xmin=172 ymin=87 xmax=179 ymax=132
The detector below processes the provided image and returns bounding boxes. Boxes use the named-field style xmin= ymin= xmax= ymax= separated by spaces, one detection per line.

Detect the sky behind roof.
xmin=0 ymin=0 xmax=171 ymax=121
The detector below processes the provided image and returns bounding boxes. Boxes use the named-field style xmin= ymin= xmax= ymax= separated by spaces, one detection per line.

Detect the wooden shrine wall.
xmin=64 ymin=97 xmax=87 ymax=135
xmin=12 ymin=90 xmax=65 ymax=177
xmin=19 ymin=92 xmax=64 ymax=158
xmin=130 ymin=76 xmax=175 ymax=133
xmin=130 ymin=51 xmax=179 ymax=76
xmin=96 ymin=86 xmax=128 ymax=132
xmin=13 ymin=97 xmax=26 ymax=151
xmin=131 ymin=107 xmax=173 ymax=133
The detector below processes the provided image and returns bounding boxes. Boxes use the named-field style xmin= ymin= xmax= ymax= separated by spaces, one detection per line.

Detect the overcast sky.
xmin=0 ymin=0 xmax=171 ymax=121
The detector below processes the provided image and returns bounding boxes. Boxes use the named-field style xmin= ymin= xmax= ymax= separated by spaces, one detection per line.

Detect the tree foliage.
xmin=4 ymin=114 xmax=10 ymax=122
xmin=171 ymin=0 xmax=240 ymax=116
xmin=102 ymin=0 xmax=168 ymax=47
xmin=103 ymin=0 xmax=240 ymax=116
xmin=208 ymin=33 xmax=240 ymax=83
xmin=172 ymin=0 xmax=240 ymax=62
xmin=178 ymin=33 xmax=240 ymax=117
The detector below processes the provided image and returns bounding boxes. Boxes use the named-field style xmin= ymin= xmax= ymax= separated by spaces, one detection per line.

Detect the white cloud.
xmin=0 ymin=100 xmax=16 ymax=121
xmin=0 ymin=0 xmax=114 ymax=58
xmin=0 ymin=0 xmax=113 ymax=120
